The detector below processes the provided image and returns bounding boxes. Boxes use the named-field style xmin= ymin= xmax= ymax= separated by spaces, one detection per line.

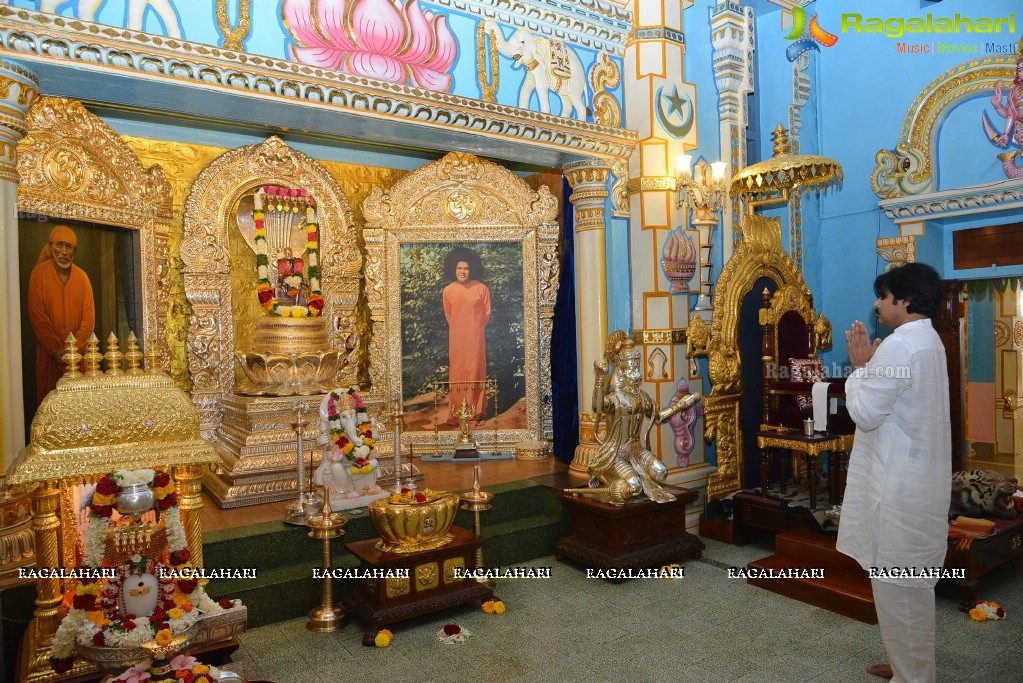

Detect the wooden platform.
xmin=746 ymin=528 xmax=877 ymax=624
xmin=554 ymin=486 xmax=704 ymax=581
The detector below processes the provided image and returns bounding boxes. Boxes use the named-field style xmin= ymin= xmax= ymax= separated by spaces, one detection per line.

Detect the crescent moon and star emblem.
xmin=655 ymin=85 xmax=694 ymax=140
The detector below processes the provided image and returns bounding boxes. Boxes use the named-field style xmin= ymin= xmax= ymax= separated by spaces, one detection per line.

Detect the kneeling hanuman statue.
xmin=576 ymin=333 xmax=702 ymax=505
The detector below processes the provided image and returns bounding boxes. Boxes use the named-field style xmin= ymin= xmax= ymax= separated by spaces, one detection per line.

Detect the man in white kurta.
xmin=837 ymin=263 xmax=950 ymax=683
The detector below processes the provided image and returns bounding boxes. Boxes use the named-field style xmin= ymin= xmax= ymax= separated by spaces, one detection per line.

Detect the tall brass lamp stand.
xmin=306 ymin=486 xmax=348 ymax=632
xmin=458 ymin=465 xmax=495 ymax=589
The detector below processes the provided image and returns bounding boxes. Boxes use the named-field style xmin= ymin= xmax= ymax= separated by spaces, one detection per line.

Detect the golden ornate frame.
xmin=687 ymin=215 xmax=826 ymax=501
xmin=180 ymin=136 xmax=360 ymax=438
xmin=363 ymin=152 xmax=560 ymax=451
xmin=16 ymin=96 xmax=173 ymax=370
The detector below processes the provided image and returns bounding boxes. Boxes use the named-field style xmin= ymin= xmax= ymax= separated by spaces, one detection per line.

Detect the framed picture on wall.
xmin=18 ymin=216 xmax=144 ymax=424
xmin=363 ymin=152 xmax=561 ymax=455
xmin=398 ymin=241 xmax=527 ymax=434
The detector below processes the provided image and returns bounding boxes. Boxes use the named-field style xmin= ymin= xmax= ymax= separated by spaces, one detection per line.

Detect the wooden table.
xmin=344 ymin=526 xmax=494 ymax=645
xmin=554 ymin=485 xmax=703 ymax=581
xmin=945 ymin=514 xmax=1023 ymax=611
xmin=757 ymin=429 xmax=854 ymax=511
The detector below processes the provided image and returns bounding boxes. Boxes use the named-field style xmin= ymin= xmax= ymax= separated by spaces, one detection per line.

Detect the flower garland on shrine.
xmin=254 ymin=186 xmax=325 ymax=317
xmin=50 ymin=470 xmax=227 ymax=674
xmin=326 ymin=387 xmax=376 ymax=473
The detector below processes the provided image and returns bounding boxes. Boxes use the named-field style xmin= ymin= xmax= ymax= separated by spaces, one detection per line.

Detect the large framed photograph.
xmin=399 ymin=241 xmax=527 ymax=434
xmin=363 ymin=153 xmax=560 ymax=454
xmin=14 ymin=97 xmax=173 ymax=435
xmin=18 ymin=217 xmax=144 ymax=424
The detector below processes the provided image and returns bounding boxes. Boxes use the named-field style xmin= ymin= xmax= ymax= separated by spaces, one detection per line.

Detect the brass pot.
xmin=368 ymin=492 xmax=458 ymax=554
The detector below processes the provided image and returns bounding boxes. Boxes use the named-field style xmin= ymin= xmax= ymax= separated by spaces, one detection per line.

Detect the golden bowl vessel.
xmin=368 ymin=491 xmax=459 ymax=554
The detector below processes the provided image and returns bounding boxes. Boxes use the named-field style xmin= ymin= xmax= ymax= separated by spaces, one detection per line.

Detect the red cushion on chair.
xmin=789 ymin=358 xmax=826 ymax=410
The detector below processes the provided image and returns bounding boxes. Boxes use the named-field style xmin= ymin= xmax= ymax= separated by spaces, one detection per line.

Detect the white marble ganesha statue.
xmin=313 ymin=387 xmax=389 ymax=510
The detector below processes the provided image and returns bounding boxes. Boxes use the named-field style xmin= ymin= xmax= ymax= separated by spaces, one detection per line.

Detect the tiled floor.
xmin=229 ymin=537 xmax=1023 ymax=682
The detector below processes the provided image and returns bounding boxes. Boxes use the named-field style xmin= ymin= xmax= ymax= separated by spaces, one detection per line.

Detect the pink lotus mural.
xmin=283 ymin=0 xmax=458 ymax=92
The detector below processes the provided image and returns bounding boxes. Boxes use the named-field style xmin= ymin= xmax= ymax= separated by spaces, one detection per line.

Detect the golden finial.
xmin=61 ymin=333 xmax=82 ymax=379
xmin=772 ymin=124 xmax=791 ymax=157
xmin=104 ymin=332 xmax=124 ymax=375
xmin=83 ymin=333 xmax=103 ymax=377
xmin=124 ymin=332 xmax=143 ymax=374
xmin=144 ymin=344 xmax=160 ymax=374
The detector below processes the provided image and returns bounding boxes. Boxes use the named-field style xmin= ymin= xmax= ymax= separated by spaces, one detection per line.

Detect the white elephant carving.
xmin=313 ymin=387 xmax=389 ymax=511
xmin=482 ymin=20 xmax=590 ymax=120
xmin=40 ymin=0 xmax=182 ymax=39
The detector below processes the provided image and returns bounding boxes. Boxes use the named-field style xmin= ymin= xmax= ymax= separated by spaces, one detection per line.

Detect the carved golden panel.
xmin=415 ymin=562 xmax=439 ymax=591
xmin=385 ymin=575 xmax=410 ymax=598
xmin=17 ymin=97 xmax=173 ymax=375
xmin=179 ymin=137 xmax=360 ymax=438
xmin=443 ymin=556 xmax=466 ymax=584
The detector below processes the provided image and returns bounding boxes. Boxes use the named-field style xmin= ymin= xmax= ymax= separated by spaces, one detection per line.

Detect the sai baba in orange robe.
xmin=28 ymin=259 xmax=95 ymax=406
xmin=443 ymin=279 xmax=492 ymax=420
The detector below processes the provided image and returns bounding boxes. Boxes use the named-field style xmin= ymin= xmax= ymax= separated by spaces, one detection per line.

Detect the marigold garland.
xmin=254 ymin=187 xmax=324 ymax=317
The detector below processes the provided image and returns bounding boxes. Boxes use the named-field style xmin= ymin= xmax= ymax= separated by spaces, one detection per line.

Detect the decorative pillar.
xmin=788 ymin=52 xmax=812 ymax=266
xmin=173 ymin=464 xmax=207 ymax=569
xmin=620 ymin=2 xmax=715 ymax=524
xmin=564 ymin=160 xmax=611 ymax=479
xmin=710 ymin=3 xmax=754 ymax=255
xmin=29 ymin=483 xmax=62 ymax=639
xmin=0 ymin=60 xmax=37 ymax=476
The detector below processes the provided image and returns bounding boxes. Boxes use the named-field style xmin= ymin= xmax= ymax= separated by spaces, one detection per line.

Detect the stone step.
xmin=202 ymin=479 xmax=562 ymax=572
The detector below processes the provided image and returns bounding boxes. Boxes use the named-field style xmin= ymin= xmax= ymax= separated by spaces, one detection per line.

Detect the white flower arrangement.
xmin=164 ymin=507 xmax=186 ymax=553
xmin=49 ymin=468 xmax=234 ymax=671
xmin=112 ymin=470 xmax=156 ymax=487
xmin=82 ymin=515 xmax=111 ymax=568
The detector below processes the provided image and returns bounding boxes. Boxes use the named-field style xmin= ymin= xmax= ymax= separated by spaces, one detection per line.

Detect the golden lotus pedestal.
xmin=206 ymin=317 xmax=336 ymax=508
xmin=234 ymin=317 xmax=343 ymax=397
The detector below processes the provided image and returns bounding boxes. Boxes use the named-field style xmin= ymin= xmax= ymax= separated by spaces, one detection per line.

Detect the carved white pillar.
xmin=710 ymin=3 xmax=754 ymax=257
xmin=563 ymin=160 xmax=610 ymax=479
xmin=0 ymin=60 xmax=38 ymax=476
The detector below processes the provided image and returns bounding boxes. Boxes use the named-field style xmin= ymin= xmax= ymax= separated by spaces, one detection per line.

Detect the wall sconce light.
xmin=675 ymin=155 xmax=728 ymax=226
xmin=676 ymin=155 xmax=729 ymax=315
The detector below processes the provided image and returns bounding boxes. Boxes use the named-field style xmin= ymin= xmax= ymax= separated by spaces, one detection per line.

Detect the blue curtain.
xmin=551 ymin=177 xmax=579 ymax=462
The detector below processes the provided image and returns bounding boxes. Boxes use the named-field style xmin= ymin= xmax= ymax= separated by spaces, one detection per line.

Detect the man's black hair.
xmin=443 ymin=247 xmax=486 ymax=282
xmin=873 ymin=262 xmax=942 ymax=318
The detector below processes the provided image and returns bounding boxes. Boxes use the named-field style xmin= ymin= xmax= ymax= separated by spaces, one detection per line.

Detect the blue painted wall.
xmin=799 ymin=0 xmax=1022 ymax=363
xmin=966 ymin=294 xmax=995 ymax=383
